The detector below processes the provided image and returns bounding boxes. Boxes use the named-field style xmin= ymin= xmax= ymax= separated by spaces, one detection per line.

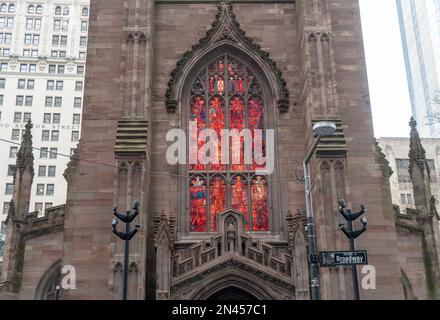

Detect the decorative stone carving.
xmin=165 ymin=0 xmax=290 ymax=113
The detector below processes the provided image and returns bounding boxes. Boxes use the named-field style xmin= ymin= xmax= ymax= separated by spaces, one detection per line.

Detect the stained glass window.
xmin=189 ymin=55 xmax=269 ymax=232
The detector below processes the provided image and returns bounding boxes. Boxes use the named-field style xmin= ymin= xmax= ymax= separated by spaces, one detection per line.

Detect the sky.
xmin=359 ymin=0 xmax=413 ymax=138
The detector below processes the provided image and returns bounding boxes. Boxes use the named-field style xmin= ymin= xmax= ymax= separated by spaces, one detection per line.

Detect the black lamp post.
xmin=338 ymin=199 xmax=367 ymax=300
xmin=303 ymin=121 xmax=337 ymax=300
xmin=112 ymin=201 xmax=140 ymax=300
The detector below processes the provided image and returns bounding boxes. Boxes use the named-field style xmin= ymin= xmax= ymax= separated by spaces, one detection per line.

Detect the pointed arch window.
xmin=189 ymin=54 xmax=269 ymax=233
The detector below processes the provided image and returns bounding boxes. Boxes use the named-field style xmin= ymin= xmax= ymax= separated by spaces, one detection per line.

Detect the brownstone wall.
xmin=319 ymin=0 xmax=403 ymax=299
xmin=20 ymin=232 xmax=64 ymax=300
xmin=396 ymin=226 xmax=427 ymax=300
xmin=62 ymin=0 xmax=125 ymax=299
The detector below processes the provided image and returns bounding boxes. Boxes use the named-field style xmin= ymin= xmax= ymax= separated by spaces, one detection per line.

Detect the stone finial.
xmin=409 ymin=117 xmax=429 ymax=178
xmin=16 ymin=120 xmax=35 ymax=179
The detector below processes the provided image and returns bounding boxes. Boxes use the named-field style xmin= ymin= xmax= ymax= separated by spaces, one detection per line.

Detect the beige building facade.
xmin=379 ymin=137 xmax=440 ymax=213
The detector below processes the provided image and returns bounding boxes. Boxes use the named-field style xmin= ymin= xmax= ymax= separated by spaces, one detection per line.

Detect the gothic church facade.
xmin=1 ymin=0 xmax=440 ymax=300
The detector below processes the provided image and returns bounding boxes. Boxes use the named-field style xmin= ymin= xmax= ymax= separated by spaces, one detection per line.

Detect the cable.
xmin=0 ymin=137 xmax=301 ymax=183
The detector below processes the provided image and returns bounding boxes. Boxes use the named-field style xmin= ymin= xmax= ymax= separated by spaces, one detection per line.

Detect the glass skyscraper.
xmin=397 ymin=0 xmax=440 ymax=137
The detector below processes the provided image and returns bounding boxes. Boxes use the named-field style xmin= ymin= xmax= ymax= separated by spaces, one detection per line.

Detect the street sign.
xmin=319 ymin=250 xmax=368 ymax=267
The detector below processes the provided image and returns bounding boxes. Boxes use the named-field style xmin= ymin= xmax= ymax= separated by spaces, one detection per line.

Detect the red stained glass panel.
xmin=251 ymin=176 xmax=269 ymax=231
xmin=209 ymin=176 xmax=227 ymax=232
xmin=189 ymin=55 xmax=270 ymax=233
xmin=231 ymin=175 xmax=249 ymax=230
xmin=190 ymin=177 xmax=207 ymax=232
xmin=229 ymin=96 xmax=246 ymax=171
xmin=190 ymin=95 xmax=207 ymax=171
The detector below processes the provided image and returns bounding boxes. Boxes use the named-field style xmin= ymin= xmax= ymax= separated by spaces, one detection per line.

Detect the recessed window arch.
xmin=82 ymin=7 xmax=88 ymax=17
xmin=54 ymin=6 xmax=61 ymax=15
xmin=0 ymin=3 xmax=6 ymax=12
xmin=63 ymin=6 xmax=69 ymax=15
xmin=188 ymin=53 xmax=269 ymax=233
xmin=27 ymin=4 xmax=35 ymax=14
xmin=36 ymin=5 xmax=43 ymax=15
xmin=8 ymin=3 xmax=14 ymax=12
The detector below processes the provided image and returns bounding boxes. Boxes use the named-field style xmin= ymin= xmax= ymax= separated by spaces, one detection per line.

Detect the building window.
xmin=36 ymin=184 xmax=45 ymax=196
xmin=38 ymin=165 xmax=46 ymax=177
xmin=42 ymin=130 xmax=50 ymax=141
xmin=29 ymin=64 xmax=36 ymax=72
xmin=0 ymin=78 xmax=5 ymax=88
xmin=48 ymin=65 xmax=56 ymax=73
xmin=3 ymin=202 xmax=10 ymax=215
xmin=0 ymin=62 xmax=7 ymax=71
xmin=25 ymin=96 xmax=33 ymax=106
xmin=0 ymin=94 xmax=2 ymax=105
xmin=16 ymin=95 xmax=24 ymax=106
xmin=27 ymin=79 xmax=35 ymax=89
xmin=0 ymin=33 xmax=12 ymax=44
xmin=79 ymin=36 xmax=87 ymax=46
xmin=7 ymin=165 xmax=15 ymax=176
xmin=24 ymin=34 xmax=39 ymax=45
xmin=54 ymin=97 xmax=62 ymax=107
xmin=82 ymin=7 xmax=89 ymax=17
xmin=55 ymin=6 xmax=61 ymax=16
xmin=75 ymin=81 xmax=83 ymax=91
xmin=71 ymin=131 xmax=79 ymax=142
xmin=53 ymin=19 xmax=60 ymax=30
xmin=407 ymin=194 xmax=413 ymax=205
xmin=49 ymin=148 xmax=57 ymax=159
xmin=63 ymin=7 xmax=69 ymax=16
xmin=45 ymin=203 xmax=53 ymax=210
xmin=9 ymin=147 xmax=17 ymax=158
xmin=72 ymin=114 xmax=81 ymax=125
xmin=53 ymin=113 xmax=61 ymax=124
xmin=427 ymin=159 xmax=437 ymax=183
xmin=57 ymin=65 xmax=65 ymax=73
xmin=51 ymin=130 xmax=59 ymax=141
xmin=48 ymin=166 xmax=56 ymax=177
xmin=40 ymin=147 xmax=48 ymax=158
xmin=0 ymin=48 xmax=10 ymax=56
xmin=46 ymin=184 xmax=55 ymax=196
xmin=23 ymin=112 xmax=31 ymax=123
xmin=13 ymin=112 xmax=21 ymax=123
xmin=74 ymin=97 xmax=82 ymax=108
xmin=79 ymin=51 xmax=86 ymax=60
xmin=11 ymin=129 xmax=20 ymax=141
xmin=45 ymin=97 xmax=53 ymax=107
xmin=35 ymin=203 xmax=43 ymax=213
xmin=47 ymin=80 xmax=54 ymax=90
xmin=56 ymin=80 xmax=63 ymax=90
xmin=28 ymin=4 xmax=35 ymax=14
xmin=43 ymin=113 xmax=51 ymax=124
xmin=5 ymin=183 xmax=13 ymax=195
xmin=18 ymin=79 xmax=26 ymax=89
xmin=77 ymin=66 xmax=85 ymax=75
xmin=80 ymin=21 xmax=88 ymax=32
xmin=36 ymin=5 xmax=43 ymax=15
xmin=400 ymin=194 xmax=407 ymax=205
xmin=187 ymin=55 xmax=269 ymax=232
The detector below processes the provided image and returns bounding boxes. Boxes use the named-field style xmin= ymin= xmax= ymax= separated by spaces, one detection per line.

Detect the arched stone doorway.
xmin=207 ymin=287 xmax=258 ymax=300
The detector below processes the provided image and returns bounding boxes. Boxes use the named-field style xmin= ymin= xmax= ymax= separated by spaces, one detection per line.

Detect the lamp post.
xmin=338 ymin=199 xmax=368 ymax=300
xmin=303 ymin=121 xmax=337 ymax=300
xmin=112 ymin=201 xmax=140 ymax=300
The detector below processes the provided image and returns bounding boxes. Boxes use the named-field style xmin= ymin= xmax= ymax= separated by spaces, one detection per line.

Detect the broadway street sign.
xmin=319 ymin=250 xmax=368 ymax=267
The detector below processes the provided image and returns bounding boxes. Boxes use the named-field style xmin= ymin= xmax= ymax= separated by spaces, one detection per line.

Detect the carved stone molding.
xmin=307 ymin=31 xmax=331 ymax=43
xmin=165 ymin=0 xmax=290 ymax=113
xmin=125 ymin=31 xmax=149 ymax=43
